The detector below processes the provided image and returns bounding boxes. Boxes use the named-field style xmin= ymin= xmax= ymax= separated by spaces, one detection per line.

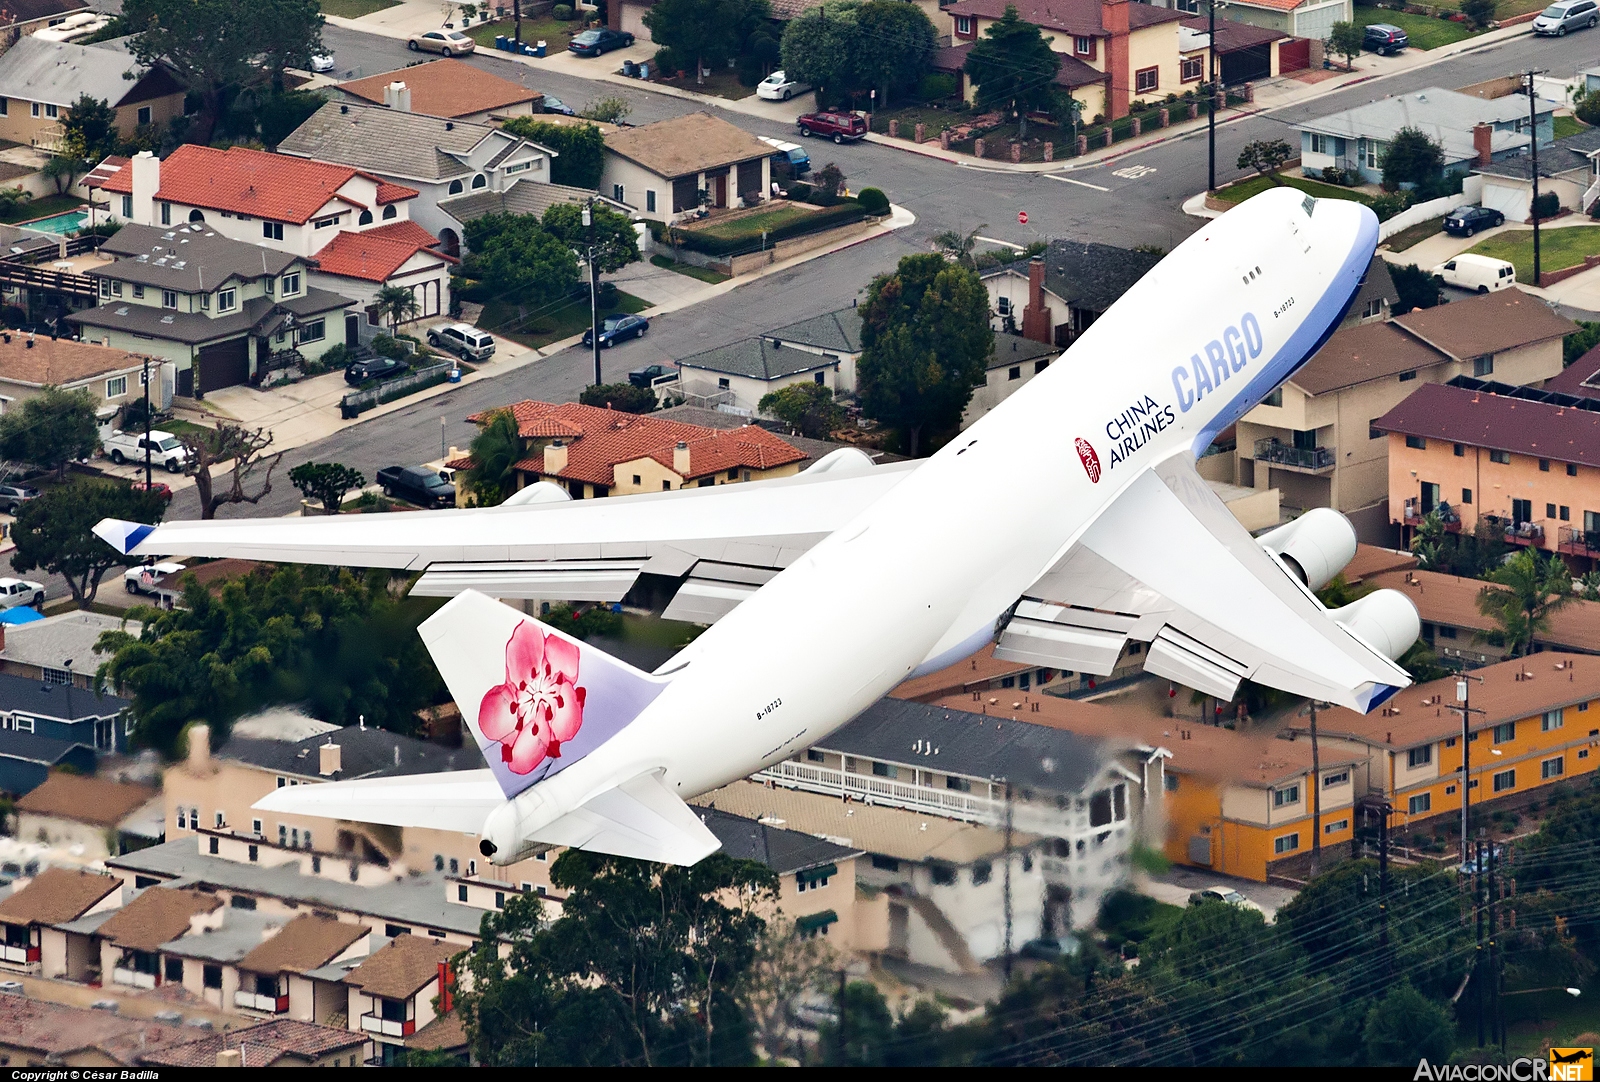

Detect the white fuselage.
xmin=483 ymin=188 xmax=1378 ymax=859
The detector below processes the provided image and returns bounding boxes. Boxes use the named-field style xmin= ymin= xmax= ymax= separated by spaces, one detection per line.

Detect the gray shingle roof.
xmin=0 ymin=34 xmax=141 ymax=108
xmin=70 ymin=288 xmax=351 ymax=346
xmin=1350 ymin=256 xmax=1398 ymax=319
xmin=0 ymin=671 xmax=127 ymax=721
xmin=818 ymin=698 xmax=1107 ymax=794
xmin=987 ymin=332 xmax=1058 ymax=372
xmin=277 ymin=101 xmax=531 ymax=183
xmin=1302 ymin=87 xmax=1548 ymax=164
xmin=439 ymin=179 xmax=608 ymax=223
xmin=218 ymin=725 xmax=476 ymax=782
xmin=95 ymin=222 xmax=301 ymax=293
xmin=766 ymin=308 xmax=863 ymax=355
xmin=0 ymin=732 xmax=91 ymax=767
xmin=1035 ymin=241 xmax=1161 ymax=315
xmin=1474 ymin=144 xmax=1590 ymax=181
xmin=678 ymin=337 xmax=838 ymax=380
xmin=0 ymin=610 xmax=139 ymax=673
xmin=697 ymin=807 xmax=861 ymax=875
xmin=156 ymin=906 xmax=283 ymax=964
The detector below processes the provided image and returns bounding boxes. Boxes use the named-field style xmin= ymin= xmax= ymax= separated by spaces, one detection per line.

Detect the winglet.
xmin=420 ymin=591 xmax=671 ymax=801
xmin=94 ymin=518 xmax=156 ymax=555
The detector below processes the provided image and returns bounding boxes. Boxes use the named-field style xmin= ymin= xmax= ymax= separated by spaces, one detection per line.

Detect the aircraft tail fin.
xmin=420 ymin=591 xmax=670 ymax=800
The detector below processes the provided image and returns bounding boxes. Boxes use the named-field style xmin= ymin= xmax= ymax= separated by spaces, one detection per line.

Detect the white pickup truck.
xmin=103 ymin=429 xmax=188 ymax=473
xmin=123 ymin=562 xmax=186 ymax=597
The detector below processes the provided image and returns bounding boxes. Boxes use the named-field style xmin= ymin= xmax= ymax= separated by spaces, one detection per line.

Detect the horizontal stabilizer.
xmin=251 ymin=769 xmax=503 ymax=834
xmin=529 ymin=770 xmax=721 ymax=866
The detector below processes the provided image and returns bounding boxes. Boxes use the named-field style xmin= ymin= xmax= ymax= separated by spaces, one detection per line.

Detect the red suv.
xmin=797 ymin=111 xmax=867 ymax=144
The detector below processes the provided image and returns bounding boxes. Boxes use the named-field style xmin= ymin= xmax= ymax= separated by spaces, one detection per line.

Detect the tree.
xmin=501 ymin=119 xmax=606 ymax=189
xmin=1236 ymin=139 xmax=1294 ymax=184
xmin=740 ymin=913 xmax=837 ymax=1062
xmin=758 ymin=382 xmax=844 ymax=438
xmin=1389 ymin=263 xmax=1443 ymax=314
xmin=42 ymin=155 xmax=84 ymax=196
xmin=373 ymin=283 xmax=421 ymax=337
xmin=10 ymin=481 xmax=167 ymax=609
xmin=1477 ymin=547 xmax=1573 ymax=656
xmin=579 ymin=382 xmax=657 ymax=414
xmin=1461 ymin=0 xmax=1497 ymax=29
xmin=853 ymin=0 xmax=936 ymax=104
xmin=1565 ymin=320 xmax=1600 ymax=365
xmin=815 ymin=162 xmax=845 ymax=199
xmin=59 ymin=94 xmax=120 ymax=164
xmin=932 ymin=223 xmax=986 ymax=269
xmin=644 ymin=0 xmax=771 ymax=86
xmin=179 ymin=423 xmax=284 ymax=520
xmin=542 ymin=201 xmax=640 ymax=275
xmin=1380 ymin=127 xmax=1445 ymax=191
xmin=121 ymin=0 xmax=324 ymax=143
xmin=779 ymin=1 xmax=934 ymax=106
xmin=0 ymin=188 xmax=30 ymax=217
xmin=858 ymin=253 xmax=993 ymax=456
xmin=95 ymin=564 xmax=444 ymax=752
xmin=288 ymin=461 xmax=365 ymax=514
xmin=964 ymin=5 xmax=1060 ymax=139
xmin=0 ymin=385 xmax=98 ymax=480
xmin=779 ymin=3 xmax=861 ymax=105
xmin=1361 ymin=982 xmax=1456 ymax=1067
xmin=579 ymin=95 xmax=631 ymax=123
xmin=813 ymin=981 xmax=895 ymax=1065
xmin=461 ymin=213 xmax=581 ymax=307
xmin=462 ymin=408 xmax=522 ymax=507
xmin=1328 ymin=21 xmax=1363 ymax=71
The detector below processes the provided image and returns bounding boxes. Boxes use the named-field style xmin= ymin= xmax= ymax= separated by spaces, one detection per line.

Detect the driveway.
xmin=1136 ymin=867 xmax=1298 ymax=923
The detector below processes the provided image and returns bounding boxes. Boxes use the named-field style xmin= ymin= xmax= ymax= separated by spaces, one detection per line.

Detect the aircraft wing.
xmin=96 ymin=458 xmax=916 ymax=624
xmin=996 ymin=456 xmax=1411 ymax=713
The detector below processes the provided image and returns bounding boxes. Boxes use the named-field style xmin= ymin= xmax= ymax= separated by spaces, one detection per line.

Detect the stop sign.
xmin=1018 ymin=211 xmax=1029 ymax=224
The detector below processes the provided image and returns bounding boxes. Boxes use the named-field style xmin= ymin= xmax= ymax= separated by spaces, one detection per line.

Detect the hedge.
xmin=668 ymin=201 xmax=868 ymax=256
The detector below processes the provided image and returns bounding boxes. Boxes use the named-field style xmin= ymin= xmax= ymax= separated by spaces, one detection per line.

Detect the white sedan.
xmin=0 ymin=577 xmax=43 ymax=609
xmin=757 ymin=70 xmax=811 ymax=101
xmin=309 ymin=53 xmax=336 ymax=73
xmin=1189 ymin=886 xmax=1268 ymax=919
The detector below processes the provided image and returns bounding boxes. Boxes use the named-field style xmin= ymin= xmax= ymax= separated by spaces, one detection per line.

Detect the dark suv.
xmin=1442 ymin=206 xmax=1505 ymax=237
xmin=1363 ymin=24 xmax=1409 ymax=54
xmin=797 ymin=111 xmax=867 ymax=144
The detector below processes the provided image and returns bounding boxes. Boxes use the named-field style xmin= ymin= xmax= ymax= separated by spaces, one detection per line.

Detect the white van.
xmin=1431 ymin=253 xmax=1516 ymax=293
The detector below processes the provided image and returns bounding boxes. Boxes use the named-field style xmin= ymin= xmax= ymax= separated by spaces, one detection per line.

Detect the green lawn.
xmin=650 ymin=254 xmax=730 ymax=284
xmin=1385 ymin=215 xmax=1447 ymax=252
xmin=3 ymin=194 xmax=85 ymax=226
xmin=317 ymin=0 xmax=399 ymax=18
xmin=1468 ymin=226 xmax=1600 ymax=282
xmin=649 ymin=68 xmax=753 ymax=103
xmin=1377 ymin=0 xmax=1551 ymax=18
xmin=463 ymin=14 xmax=575 ymax=49
xmin=1351 ymin=7 xmax=1479 ymax=50
xmin=480 ymin=290 xmax=650 ymax=350
xmin=1214 ymin=173 xmax=1374 ymax=206
xmin=1555 ymin=114 xmax=1588 ymax=141
xmin=688 ymin=205 xmax=817 ymax=242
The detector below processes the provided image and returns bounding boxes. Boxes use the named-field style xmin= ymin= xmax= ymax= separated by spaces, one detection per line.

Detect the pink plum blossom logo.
xmin=478 ymin=622 xmax=587 ymax=775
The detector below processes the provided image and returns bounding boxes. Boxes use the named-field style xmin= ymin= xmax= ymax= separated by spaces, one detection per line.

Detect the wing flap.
xmin=527 ymin=770 xmax=722 ymax=866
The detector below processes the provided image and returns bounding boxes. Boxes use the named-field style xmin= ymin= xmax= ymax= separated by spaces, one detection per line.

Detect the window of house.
xmin=1542 ymin=756 xmax=1565 ymax=779
xmin=1182 ymin=54 xmax=1203 ymax=82
xmin=1399 ymin=370 xmax=1417 ymax=382
xmin=1075 ymin=35 xmax=1092 ymax=55
xmin=203 ymin=964 xmax=222 ymax=990
xmin=1163 ymin=772 xmax=1179 ymax=791
xmin=1475 ymin=356 xmax=1495 ymax=377
xmin=1405 ymin=435 xmax=1426 ymax=449
xmin=280 ymin=272 xmax=300 ymax=297
xmin=295 ymin=319 xmax=326 ymax=345
xmin=1364 ymin=298 xmax=1383 ymax=318
xmin=121 ymin=194 xmax=133 ymax=218
xmin=160 ymin=203 xmax=171 ymax=226
xmin=996 ymin=296 xmax=1012 ymax=317
xmin=1324 ymin=818 xmax=1349 ymax=834
xmin=383 ymin=205 xmax=397 ymax=220
xmin=1569 ymin=462 xmax=1579 ymax=476
xmin=357 ymin=209 xmax=373 ymax=226
xmin=1370 ymin=420 xmax=1383 ymax=439
xmin=717 ymin=377 xmax=730 ymax=389
xmin=613 ymin=184 xmax=624 ymax=202
xmin=0 ymin=99 xmax=7 ymax=116
xmin=199 ymin=292 xmax=209 ymax=310
xmin=230 ymin=895 xmax=255 ymax=910
xmin=472 ymin=174 xmax=487 ymax=190
xmin=162 ymin=290 xmax=177 ymax=309
xmin=136 ymin=105 xmax=152 ymax=126
xmin=1323 ymin=770 xmax=1348 ymax=788
xmin=1490 ymin=449 xmax=1511 ymax=464
xmin=1272 ymin=784 xmax=1300 ymax=807
xmin=313 ymin=215 xmax=341 ymax=229
xmin=1408 ymin=792 xmax=1431 ymax=815
xmin=263 ymin=221 xmax=283 ymax=241
xmin=946 ymin=775 xmax=972 ymax=792
xmin=871 ymin=761 xmax=897 ymax=779
xmin=1543 ymin=708 xmax=1566 ymax=732
xmin=380 ymin=998 xmax=407 ymax=1023
xmin=1463 ymin=488 xmax=1473 ymax=505
xmin=1406 ymin=745 xmax=1431 ymax=768
xmin=1008 ymin=366 xmax=1021 ymax=381
xmin=106 ymin=376 xmax=127 ymax=398
xmin=505 ymin=161 xmax=531 ymax=176
xmin=1274 ymin=833 xmax=1300 ymax=854
xmin=1363 ymin=140 xmax=1380 ymax=169
xmin=956 ymin=15 xmax=972 ymax=33
xmin=930 ymin=863 xmax=957 ymax=885
xmin=806 ymin=748 xmax=825 ymax=763
xmin=44 ymin=104 xmax=57 ymax=119
xmin=278 ymin=824 xmax=287 ymax=846
xmin=646 ymin=190 xmax=657 ymax=213
xmin=217 ymin=288 xmax=236 ymax=312
xmin=29 ymin=102 xmax=37 ymax=118
xmin=1561 ymin=505 xmax=1571 ymax=520
xmin=248 ymin=845 xmax=258 ymax=862
xmin=457 ymin=884 xmax=468 ymax=901
xmin=871 ymin=854 xmax=900 ymax=871
xmin=1134 ymin=67 xmax=1158 ymax=95
xmin=214 ymin=810 xmax=224 ymax=828
xmin=1089 ymin=788 xmax=1113 ymax=827
xmin=1493 ymin=768 xmax=1516 ymax=792
xmin=448 ymin=858 xmax=459 ymax=875
xmin=1493 ymin=721 xmax=1515 ymax=744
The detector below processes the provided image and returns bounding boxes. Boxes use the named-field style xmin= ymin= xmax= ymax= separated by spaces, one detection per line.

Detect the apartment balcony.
xmin=234 ymin=990 xmax=290 ymax=1013
xmin=0 ymin=944 xmax=38 ymax=965
xmin=1254 ymin=437 xmax=1334 ymax=474
xmin=1401 ymin=499 xmax=1461 ymax=531
xmin=1486 ymin=513 xmax=1546 ymax=547
xmin=112 ymin=967 xmax=156 ymax=989
xmin=1559 ymin=525 xmax=1600 ymax=559
xmin=361 ymin=1012 xmax=416 ymax=1037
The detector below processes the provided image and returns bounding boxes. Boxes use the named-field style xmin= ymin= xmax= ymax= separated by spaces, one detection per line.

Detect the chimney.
xmin=1473 ymin=123 xmax=1493 ymax=166
xmin=543 ymin=438 xmax=567 ymax=476
xmin=673 ymin=440 xmax=691 ymax=477
xmin=319 ymin=740 xmax=341 ymax=777
xmin=130 ymin=150 xmax=159 ymax=226
xmin=383 ymin=81 xmax=412 ymax=113
xmin=1101 ymin=0 xmax=1132 ymax=120
xmin=188 ymin=723 xmax=210 ymax=772
xmin=217 ymin=1049 xmax=243 ymax=1068
xmin=1020 ymin=256 xmax=1053 ymax=345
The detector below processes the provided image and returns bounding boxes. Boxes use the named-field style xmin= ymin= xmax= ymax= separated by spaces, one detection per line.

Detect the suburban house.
xmin=675 ymin=308 xmax=863 ymax=414
xmin=1176 ymin=13 xmax=1295 ymax=86
xmin=0 ymin=36 xmax=185 ymax=150
xmin=1294 ymin=654 xmax=1600 ymax=832
xmin=138 ymin=1018 xmax=368 ymax=1069
xmin=1474 ymin=126 xmax=1600 ymax=222
xmin=0 ymin=0 xmax=92 ymax=55
xmin=697 ymin=807 xmax=865 ymax=946
xmin=233 ymin=913 xmax=374 ymax=1022
xmin=0 ymin=996 xmax=204 ymax=1068
xmin=0 ymin=611 xmax=139 ymax=691
xmin=600 ymin=111 xmax=772 ymax=222
xmin=983 ymin=242 xmax=1160 ymax=348
xmin=1299 ymin=87 xmax=1554 ymax=186
xmin=333 ymin=59 xmax=543 ymax=122
xmin=343 ymin=933 xmax=456 ymax=1066
xmin=15 ymin=773 xmax=160 ymax=860
xmin=964 ymin=333 xmax=1060 ymax=428
xmin=0 ymin=672 xmax=130 ymax=794
xmin=0 ymin=866 xmax=122 ymax=975
xmin=85 ymin=147 xmax=453 ymax=328
xmin=94 ymin=885 xmax=224 ymax=992
xmin=453 ymin=399 xmax=808 ymax=500
xmin=1346 ymin=256 xmax=1399 ymax=326
xmin=278 ymin=99 xmax=589 ymax=257
xmin=1205 ymin=0 xmax=1349 ymax=42
xmin=69 ymin=223 xmax=352 ymax=396
xmin=1233 ymin=289 xmax=1571 ymax=542
xmin=0 ymin=332 xmax=148 ymax=415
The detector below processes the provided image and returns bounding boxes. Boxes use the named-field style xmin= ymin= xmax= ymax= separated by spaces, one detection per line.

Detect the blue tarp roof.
xmin=0 ymin=608 xmax=44 ymax=626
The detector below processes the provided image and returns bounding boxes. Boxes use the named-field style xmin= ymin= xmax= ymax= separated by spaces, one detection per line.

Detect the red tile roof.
xmin=311 ymin=220 xmax=452 ymax=282
xmin=141 ymin=1018 xmax=367 ymax=1067
xmin=932 ymin=42 xmax=1106 ymax=89
xmin=470 ymin=400 xmax=805 ymax=486
xmin=338 ymin=58 xmax=542 ymax=120
xmin=943 ymin=0 xmax=1186 ymax=35
xmin=1545 ymin=345 xmax=1600 ymax=397
xmin=83 ymin=154 xmax=130 ymax=190
xmin=90 ymin=145 xmax=419 ymax=224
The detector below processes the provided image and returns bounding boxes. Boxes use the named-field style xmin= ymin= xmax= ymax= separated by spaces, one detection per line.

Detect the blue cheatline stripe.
xmin=1191 ymin=211 xmax=1380 ymax=457
xmin=1357 ymin=681 xmax=1403 ymax=713
xmin=125 ymin=524 xmax=155 ymax=553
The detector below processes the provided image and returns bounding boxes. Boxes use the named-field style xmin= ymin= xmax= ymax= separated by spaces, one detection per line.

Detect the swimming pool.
xmin=18 ymin=210 xmax=88 ymax=235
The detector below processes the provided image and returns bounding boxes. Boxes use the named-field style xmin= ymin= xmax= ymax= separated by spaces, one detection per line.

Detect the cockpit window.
xmin=1302 ymin=194 xmax=1316 ymax=217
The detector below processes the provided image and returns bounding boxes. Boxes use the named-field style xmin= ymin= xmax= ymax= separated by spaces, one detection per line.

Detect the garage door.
xmin=1480 ymin=180 xmax=1529 ymax=225
xmin=196 ymin=336 xmax=250 ymax=393
xmin=619 ymin=0 xmax=653 ymax=42
xmin=1221 ymin=45 xmax=1271 ymax=85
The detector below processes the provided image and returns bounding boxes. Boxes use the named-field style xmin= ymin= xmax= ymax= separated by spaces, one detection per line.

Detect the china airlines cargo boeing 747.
xmin=95 ymin=188 xmax=1418 ymax=866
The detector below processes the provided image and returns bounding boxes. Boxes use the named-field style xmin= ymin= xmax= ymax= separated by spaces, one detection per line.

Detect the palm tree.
xmin=1476 ymin=548 xmax=1573 ymax=657
xmin=463 ymin=409 xmax=521 ymax=507
xmin=932 ymin=223 xmax=986 ymax=270
xmin=373 ymin=284 xmax=421 ymax=337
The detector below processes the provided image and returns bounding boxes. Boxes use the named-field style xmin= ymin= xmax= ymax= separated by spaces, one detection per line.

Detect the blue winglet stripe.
xmin=1357 ymin=682 xmax=1403 ymax=714
xmin=124 ymin=524 xmax=155 ymax=553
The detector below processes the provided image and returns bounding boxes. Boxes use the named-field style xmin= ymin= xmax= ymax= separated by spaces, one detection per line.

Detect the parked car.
xmin=0 ymin=981 xmax=22 ymax=995
xmin=0 ymin=482 xmax=39 ymax=514
xmin=428 ymin=323 xmax=497 ymax=362
xmin=124 ymin=561 xmax=186 ymax=596
xmin=1458 ymin=844 xmax=1505 ymax=876
xmin=568 ymin=28 xmax=634 ymax=57
xmin=758 ymin=136 xmax=811 ymax=175
xmin=1018 ymin=936 xmax=1081 ymax=961
xmin=1363 ymin=24 xmax=1409 ymax=54
xmin=1442 ymin=205 xmax=1505 ymax=237
xmin=1535 ymin=0 xmax=1599 ymax=34
xmin=0 ymin=577 xmax=43 ymax=609
xmin=542 ymin=95 xmax=576 ymax=116
xmin=1189 ymin=886 xmax=1267 ymax=918
xmin=376 ymin=465 xmax=457 ymax=508
xmin=103 ymin=429 xmax=188 ymax=473
xmin=407 ymin=29 xmax=475 ymax=55
xmin=309 ymin=53 xmax=335 ymax=73
xmin=1432 ymin=252 xmax=1516 ymax=293
xmin=629 ymin=362 xmax=677 ymax=388
xmin=798 ymin=110 xmax=867 ymax=143
xmin=757 ymin=70 xmax=811 ymax=101
xmin=345 ymin=356 xmax=409 ymax=385
xmin=583 ymin=314 xmax=649 ymax=349
xmin=128 ymin=480 xmax=173 ymax=501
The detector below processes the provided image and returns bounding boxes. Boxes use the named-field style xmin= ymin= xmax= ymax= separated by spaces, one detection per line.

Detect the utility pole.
xmin=1488 ymin=836 xmax=1501 ymax=1049
xmin=1207 ymin=0 xmax=1220 ymax=192
xmin=513 ymin=0 xmax=521 ymax=47
xmin=1526 ymin=70 xmax=1547 ymax=284
xmin=1002 ymin=780 xmax=1014 ymax=982
xmin=1301 ymin=700 xmax=1326 ymax=876
xmin=1377 ymin=800 xmax=1392 ymax=982
xmin=1475 ymin=833 xmax=1486 ymax=1047
xmin=140 ymin=357 xmax=152 ymax=488
xmin=584 ymin=199 xmax=601 ymax=388
xmin=1456 ymin=674 xmax=1484 ymax=866
xmin=836 ymin=969 xmax=847 ymax=1066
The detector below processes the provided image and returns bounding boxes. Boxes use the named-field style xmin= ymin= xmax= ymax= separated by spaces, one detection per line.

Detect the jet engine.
xmin=1330 ymin=590 xmax=1421 ymax=661
xmin=1258 ymin=508 xmax=1357 ymax=591
xmin=500 ymin=480 xmax=572 ymax=507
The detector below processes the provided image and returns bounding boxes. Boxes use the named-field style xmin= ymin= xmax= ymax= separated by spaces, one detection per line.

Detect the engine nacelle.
xmin=804 ymin=447 xmax=876 ymax=475
xmin=1258 ymin=508 xmax=1357 ymax=591
xmin=500 ymin=480 xmax=572 ymax=507
xmin=1331 ymin=589 xmax=1421 ymax=661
